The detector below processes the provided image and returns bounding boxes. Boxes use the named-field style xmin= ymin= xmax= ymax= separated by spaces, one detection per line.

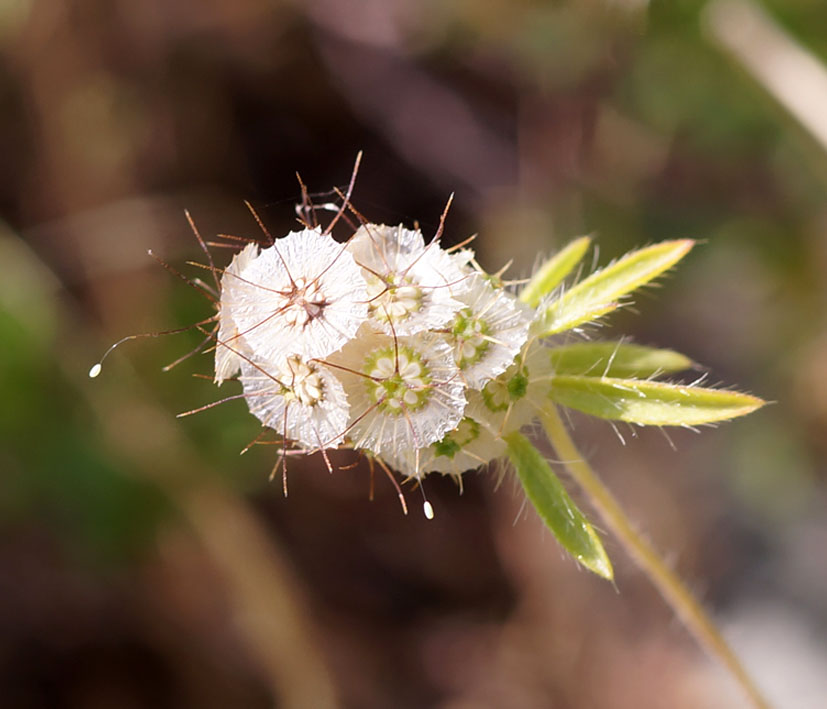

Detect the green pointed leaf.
xmin=520 ymin=236 xmax=592 ymax=308
xmin=549 ymin=375 xmax=765 ymax=425
xmin=504 ymin=431 xmax=613 ymax=580
xmin=549 ymin=342 xmax=693 ymax=379
xmin=536 ymin=240 xmax=695 ymax=336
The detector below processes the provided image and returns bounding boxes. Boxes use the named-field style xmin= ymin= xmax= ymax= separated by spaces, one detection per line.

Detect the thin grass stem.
xmin=540 ymin=405 xmax=771 ymax=709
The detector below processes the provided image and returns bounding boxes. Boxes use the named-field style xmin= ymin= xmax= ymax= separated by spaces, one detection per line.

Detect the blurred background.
xmin=1 ymin=0 xmax=826 ymax=707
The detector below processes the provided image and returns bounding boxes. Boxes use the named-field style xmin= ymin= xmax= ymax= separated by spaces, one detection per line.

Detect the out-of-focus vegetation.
xmin=2 ymin=1 xmax=827 ymax=707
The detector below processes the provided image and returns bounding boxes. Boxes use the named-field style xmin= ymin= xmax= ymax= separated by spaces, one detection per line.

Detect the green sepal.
xmin=536 ymin=240 xmax=695 ymax=336
xmin=504 ymin=431 xmax=613 ymax=580
xmin=549 ymin=375 xmax=765 ymax=426
xmin=519 ymin=236 xmax=591 ymax=308
xmin=549 ymin=342 xmax=693 ymax=379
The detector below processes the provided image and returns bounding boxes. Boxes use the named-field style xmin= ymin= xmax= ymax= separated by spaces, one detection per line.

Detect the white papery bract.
xmin=386 ymin=407 xmax=506 ymax=480
xmin=215 ymin=242 xmax=260 ymax=385
xmin=328 ymin=328 xmax=466 ymax=468
xmin=239 ymin=355 xmax=350 ymax=449
xmin=449 ymin=272 xmax=532 ymax=389
xmin=229 ymin=228 xmax=368 ymax=363
xmin=347 ymin=224 xmax=469 ymax=336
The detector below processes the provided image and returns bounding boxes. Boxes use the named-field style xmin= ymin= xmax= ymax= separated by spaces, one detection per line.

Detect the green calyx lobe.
xmin=364 ymin=345 xmax=432 ymax=416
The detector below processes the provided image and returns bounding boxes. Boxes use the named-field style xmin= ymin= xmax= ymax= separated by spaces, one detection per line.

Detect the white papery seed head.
xmin=327 ymin=328 xmax=467 ymax=467
xmin=228 ymin=228 xmax=368 ymax=363
xmin=239 ymin=355 xmax=350 ymax=449
xmin=348 ymin=224 xmax=469 ymax=336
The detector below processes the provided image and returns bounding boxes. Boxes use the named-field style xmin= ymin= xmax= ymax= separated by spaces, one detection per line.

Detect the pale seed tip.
xmin=88 ymin=363 xmax=102 ymax=378
xmin=423 ymin=501 xmax=434 ymax=520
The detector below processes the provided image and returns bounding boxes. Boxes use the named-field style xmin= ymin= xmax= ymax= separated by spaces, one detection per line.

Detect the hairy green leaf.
xmin=549 ymin=342 xmax=693 ymax=379
xmin=504 ymin=431 xmax=613 ymax=580
xmin=537 ymin=240 xmax=695 ymax=335
xmin=519 ymin=236 xmax=591 ymax=308
xmin=549 ymin=375 xmax=764 ymax=425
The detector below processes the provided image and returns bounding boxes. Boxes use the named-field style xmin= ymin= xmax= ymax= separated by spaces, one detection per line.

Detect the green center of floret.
xmin=364 ymin=345 xmax=432 ymax=415
xmin=481 ymin=365 xmax=529 ymax=412
xmin=366 ymin=274 xmax=423 ymax=325
xmin=451 ymin=307 xmax=491 ymax=369
xmin=433 ymin=417 xmax=481 ymax=459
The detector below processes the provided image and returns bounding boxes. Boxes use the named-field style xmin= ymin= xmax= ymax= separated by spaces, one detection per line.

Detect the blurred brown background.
xmin=2 ymin=0 xmax=826 ymax=707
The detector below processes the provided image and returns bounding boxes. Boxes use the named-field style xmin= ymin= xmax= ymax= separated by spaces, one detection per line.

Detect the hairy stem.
xmin=540 ymin=405 xmax=771 ymax=709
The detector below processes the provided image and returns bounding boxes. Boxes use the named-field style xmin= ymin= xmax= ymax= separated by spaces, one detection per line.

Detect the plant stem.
xmin=540 ymin=406 xmax=771 ymax=709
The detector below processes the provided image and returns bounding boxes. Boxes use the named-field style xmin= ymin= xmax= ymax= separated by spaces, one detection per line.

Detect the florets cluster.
xmin=216 ymin=220 xmax=545 ymax=484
